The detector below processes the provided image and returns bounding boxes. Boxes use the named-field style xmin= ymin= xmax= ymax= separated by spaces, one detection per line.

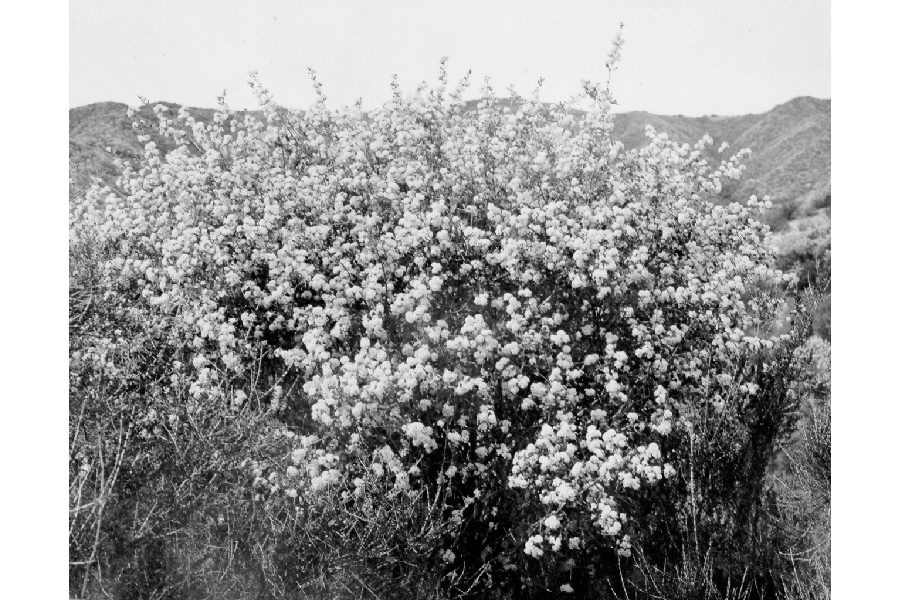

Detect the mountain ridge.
xmin=69 ymin=96 xmax=830 ymax=217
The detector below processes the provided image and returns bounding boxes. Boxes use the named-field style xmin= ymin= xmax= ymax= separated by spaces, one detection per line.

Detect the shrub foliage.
xmin=70 ymin=49 xmax=829 ymax=599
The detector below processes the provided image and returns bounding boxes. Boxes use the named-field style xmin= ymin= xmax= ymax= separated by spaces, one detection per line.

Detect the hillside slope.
xmin=611 ymin=97 xmax=830 ymax=211
xmin=69 ymin=102 xmax=261 ymax=199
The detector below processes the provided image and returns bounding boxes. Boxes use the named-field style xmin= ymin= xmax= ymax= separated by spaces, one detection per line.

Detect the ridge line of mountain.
xmin=69 ymin=95 xmax=830 ymax=215
xmin=71 ymin=95 xmax=830 ymax=120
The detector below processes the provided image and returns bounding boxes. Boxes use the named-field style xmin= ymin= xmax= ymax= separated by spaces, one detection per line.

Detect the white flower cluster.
xmin=71 ymin=67 xmax=786 ymax=560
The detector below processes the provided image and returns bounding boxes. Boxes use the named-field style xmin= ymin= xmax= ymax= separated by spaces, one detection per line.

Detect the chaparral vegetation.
xmin=70 ymin=36 xmax=830 ymax=600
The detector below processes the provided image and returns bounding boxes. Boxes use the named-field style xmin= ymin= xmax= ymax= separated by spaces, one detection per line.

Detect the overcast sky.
xmin=70 ymin=0 xmax=829 ymax=116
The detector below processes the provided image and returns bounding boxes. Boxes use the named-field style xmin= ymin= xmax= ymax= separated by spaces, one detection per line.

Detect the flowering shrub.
xmin=71 ymin=46 xmax=817 ymax=596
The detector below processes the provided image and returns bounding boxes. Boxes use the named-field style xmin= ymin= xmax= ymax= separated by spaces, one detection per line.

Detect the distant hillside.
xmin=69 ymin=97 xmax=830 ymax=218
xmin=611 ymin=97 xmax=830 ymax=213
xmin=69 ymin=102 xmax=262 ymax=199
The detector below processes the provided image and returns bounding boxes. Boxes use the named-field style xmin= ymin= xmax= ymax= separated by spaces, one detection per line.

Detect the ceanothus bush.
xmin=71 ymin=43 xmax=795 ymax=593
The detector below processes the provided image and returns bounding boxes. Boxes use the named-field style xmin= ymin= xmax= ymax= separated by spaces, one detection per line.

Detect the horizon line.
xmin=69 ymin=94 xmax=831 ymax=120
